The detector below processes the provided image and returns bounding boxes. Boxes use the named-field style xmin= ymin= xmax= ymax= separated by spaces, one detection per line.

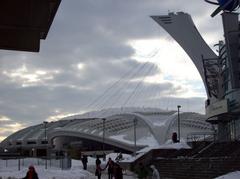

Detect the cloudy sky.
xmin=0 ymin=0 xmax=224 ymax=141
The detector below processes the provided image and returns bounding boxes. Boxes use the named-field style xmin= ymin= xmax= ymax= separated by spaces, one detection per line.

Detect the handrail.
xmin=187 ymin=132 xmax=215 ymax=142
xmin=192 ymin=141 xmax=215 ymax=158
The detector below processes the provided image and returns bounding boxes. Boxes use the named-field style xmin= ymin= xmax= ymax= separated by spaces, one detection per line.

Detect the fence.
xmin=0 ymin=157 xmax=71 ymax=171
xmin=187 ymin=132 xmax=215 ymax=142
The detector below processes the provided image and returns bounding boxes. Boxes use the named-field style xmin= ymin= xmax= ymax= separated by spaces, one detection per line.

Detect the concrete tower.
xmin=152 ymin=12 xmax=240 ymax=141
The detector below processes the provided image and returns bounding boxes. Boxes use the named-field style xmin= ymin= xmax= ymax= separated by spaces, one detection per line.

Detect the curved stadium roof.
xmin=0 ymin=108 xmax=213 ymax=152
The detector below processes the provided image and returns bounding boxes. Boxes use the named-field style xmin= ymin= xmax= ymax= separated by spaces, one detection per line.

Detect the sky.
xmin=0 ymin=0 xmax=225 ymax=141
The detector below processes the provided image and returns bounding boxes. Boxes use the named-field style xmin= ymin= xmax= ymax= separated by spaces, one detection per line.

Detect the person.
xmin=95 ymin=156 xmax=102 ymax=179
xmin=150 ymin=165 xmax=160 ymax=179
xmin=114 ymin=163 xmax=123 ymax=179
xmin=172 ymin=132 xmax=179 ymax=143
xmin=22 ymin=165 xmax=39 ymax=179
xmin=115 ymin=152 xmax=123 ymax=162
xmin=105 ymin=157 xmax=115 ymax=179
xmin=96 ymin=156 xmax=101 ymax=166
xmin=135 ymin=162 xmax=149 ymax=179
xmin=82 ymin=155 xmax=88 ymax=170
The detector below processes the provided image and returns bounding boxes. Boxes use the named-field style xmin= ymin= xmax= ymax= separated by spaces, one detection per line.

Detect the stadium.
xmin=0 ymin=108 xmax=213 ymax=157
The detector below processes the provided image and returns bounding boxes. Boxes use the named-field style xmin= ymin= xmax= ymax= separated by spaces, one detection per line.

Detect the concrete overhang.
xmin=0 ymin=0 xmax=61 ymax=52
xmin=49 ymin=130 xmax=146 ymax=153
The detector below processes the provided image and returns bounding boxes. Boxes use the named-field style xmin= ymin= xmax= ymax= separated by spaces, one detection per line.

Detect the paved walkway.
xmin=101 ymin=170 xmax=137 ymax=179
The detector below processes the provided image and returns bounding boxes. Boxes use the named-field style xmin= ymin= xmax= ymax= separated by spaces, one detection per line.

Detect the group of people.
xmin=21 ymin=157 xmax=159 ymax=179
xmin=95 ymin=156 xmax=160 ymax=179
xmin=95 ymin=157 xmax=123 ymax=179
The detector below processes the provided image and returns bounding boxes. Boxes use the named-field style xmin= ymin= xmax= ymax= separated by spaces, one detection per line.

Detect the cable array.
xmin=84 ymin=48 xmax=184 ymax=112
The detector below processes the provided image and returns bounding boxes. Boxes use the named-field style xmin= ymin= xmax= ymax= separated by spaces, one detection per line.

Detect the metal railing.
xmin=0 ymin=156 xmax=70 ymax=171
xmin=187 ymin=132 xmax=216 ymax=142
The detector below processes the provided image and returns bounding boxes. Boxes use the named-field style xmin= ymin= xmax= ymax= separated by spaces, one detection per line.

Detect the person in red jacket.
xmin=22 ymin=165 xmax=39 ymax=179
xmin=105 ymin=157 xmax=115 ymax=179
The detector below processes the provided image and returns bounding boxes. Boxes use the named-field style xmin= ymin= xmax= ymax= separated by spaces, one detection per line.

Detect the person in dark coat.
xmin=135 ymin=162 xmax=149 ymax=179
xmin=82 ymin=155 xmax=88 ymax=170
xmin=22 ymin=165 xmax=39 ymax=179
xmin=96 ymin=156 xmax=101 ymax=166
xmin=105 ymin=157 xmax=115 ymax=179
xmin=114 ymin=163 xmax=123 ymax=179
xmin=95 ymin=156 xmax=102 ymax=179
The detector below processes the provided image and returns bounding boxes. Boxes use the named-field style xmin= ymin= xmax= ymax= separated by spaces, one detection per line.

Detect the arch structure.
xmin=0 ymin=108 xmax=213 ymax=154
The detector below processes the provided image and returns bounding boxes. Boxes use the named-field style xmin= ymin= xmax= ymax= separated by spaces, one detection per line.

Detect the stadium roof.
xmin=0 ymin=108 xmax=213 ymax=152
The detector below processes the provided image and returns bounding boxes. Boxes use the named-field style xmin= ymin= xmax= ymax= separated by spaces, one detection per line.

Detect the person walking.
xmin=22 ymin=165 xmax=39 ymax=179
xmin=150 ymin=165 xmax=160 ymax=179
xmin=95 ymin=156 xmax=102 ymax=179
xmin=96 ymin=156 xmax=101 ymax=166
xmin=105 ymin=157 xmax=115 ymax=179
xmin=114 ymin=163 xmax=123 ymax=179
xmin=82 ymin=155 xmax=88 ymax=170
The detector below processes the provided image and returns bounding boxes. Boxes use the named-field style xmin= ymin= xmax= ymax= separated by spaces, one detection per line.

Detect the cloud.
xmin=0 ymin=115 xmax=26 ymax=141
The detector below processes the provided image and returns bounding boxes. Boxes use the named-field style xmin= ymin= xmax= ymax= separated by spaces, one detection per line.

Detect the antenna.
xmin=204 ymin=0 xmax=240 ymax=17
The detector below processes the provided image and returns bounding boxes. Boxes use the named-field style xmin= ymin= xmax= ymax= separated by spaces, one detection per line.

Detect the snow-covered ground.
xmin=0 ymin=158 xmax=95 ymax=179
xmin=0 ymin=141 xmax=191 ymax=178
xmin=0 ymin=153 xmax=133 ymax=179
xmin=3 ymin=142 xmax=237 ymax=179
xmin=215 ymin=171 xmax=240 ymax=179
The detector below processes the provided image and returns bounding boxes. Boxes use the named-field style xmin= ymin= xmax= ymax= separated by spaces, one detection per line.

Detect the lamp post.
xmin=32 ymin=148 xmax=35 ymax=157
xmin=102 ymin=118 xmax=106 ymax=161
xmin=133 ymin=118 xmax=137 ymax=157
xmin=4 ymin=149 xmax=8 ymax=168
xmin=177 ymin=105 xmax=181 ymax=142
xmin=43 ymin=121 xmax=48 ymax=169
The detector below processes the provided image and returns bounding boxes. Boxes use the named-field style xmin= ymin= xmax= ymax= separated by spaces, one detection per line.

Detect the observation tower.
xmin=152 ymin=3 xmax=240 ymax=141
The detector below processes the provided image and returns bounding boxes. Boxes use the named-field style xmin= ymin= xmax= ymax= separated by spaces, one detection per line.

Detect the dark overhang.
xmin=0 ymin=0 xmax=61 ymax=52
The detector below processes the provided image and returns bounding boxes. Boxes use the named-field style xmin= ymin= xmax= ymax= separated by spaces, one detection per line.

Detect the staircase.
xmin=126 ymin=141 xmax=240 ymax=179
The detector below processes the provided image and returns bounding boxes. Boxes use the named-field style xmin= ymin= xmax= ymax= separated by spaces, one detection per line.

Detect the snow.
xmin=137 ymin=135 xmax=159 ymax=147
xmin=116 ymin=140 xmax=191 ymax=164
xmin=215 ymin=171 xmax=240 ymax=179
xmin=109 ymin=134 xmax=159 ymax=147
xmin=110 ymin=134 xmax=131 ymax=144
xmin=0 ymin=153 xmax=134 ymax=179
xmin=0 ymin=158 xmax=95 ymax=179
xmin=137 ymin=140 xmax=191 ymax=153
xmin=2 ymin=153 xmax=239 ymax=179
xmin=158 ymin=140 xmax=191 ymax=149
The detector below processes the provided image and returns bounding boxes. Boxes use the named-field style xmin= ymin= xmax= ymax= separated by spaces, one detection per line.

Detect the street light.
xmin=4 ymin=149 xmax=8 ymax=168
xmin=32 ymin=148 xmax=35 ymax=157
xmin=133 ymin=118 xmax=137 ymax=157
xmin=102 ymin=118 xmax=106 ymax=161
xmin=43 ymin=121 xmax=48 ymax=169
xmin=177 ymin=105 xmax=181 ymax=142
